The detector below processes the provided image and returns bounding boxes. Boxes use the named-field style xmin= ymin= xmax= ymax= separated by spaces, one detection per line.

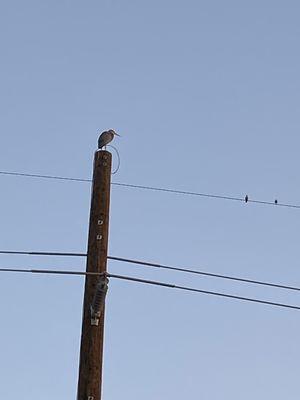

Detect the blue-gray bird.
xmin=98 ymin=129 xmax=120 ymax=149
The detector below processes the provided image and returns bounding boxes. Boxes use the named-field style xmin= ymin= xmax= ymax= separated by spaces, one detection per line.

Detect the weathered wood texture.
xmin=77 ymin=150 xmax=112 ymax=400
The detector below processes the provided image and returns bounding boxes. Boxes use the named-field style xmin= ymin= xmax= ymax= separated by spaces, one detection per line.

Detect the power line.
xmin=1 ymin=250 xmax=300 ymax=293
xmin=0 ymin=266 xmax=298 ymax=311
xmin=1 ymin=170 xmax=299 ymax=210
xmin=113 ymin=182 xmax=243 ymax=202
xmin=0 ymin=171 xmax=91 ymax=182
xmin=112 ymin=182 xmax=293 ymax=208
xmin=108 ymin=256 xmax=300 ymax=292
xmin=0 ymin=250 xmax=86 ymax=257
xmin=108 ymin=273 xmax=300 ymax=311
xmin=0 ymin=267 xmax=105 ymax=276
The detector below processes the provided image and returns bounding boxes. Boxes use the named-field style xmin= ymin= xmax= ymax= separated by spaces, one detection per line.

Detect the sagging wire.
xmin=107 ymin=145 xmax=121 ymax=175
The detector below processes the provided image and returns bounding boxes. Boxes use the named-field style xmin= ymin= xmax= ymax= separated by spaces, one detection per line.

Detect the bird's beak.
xmin=114 ymin=132 xmax=121 ymax=137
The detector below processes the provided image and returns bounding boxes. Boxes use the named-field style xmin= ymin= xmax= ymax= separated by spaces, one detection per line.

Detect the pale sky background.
xmin=1 ymin=1 xmax=300 ymax=399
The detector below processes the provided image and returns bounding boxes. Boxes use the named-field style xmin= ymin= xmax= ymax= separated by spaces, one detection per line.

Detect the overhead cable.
xmin=0 ymin=170 xmax=91 ymax=182
xmin=108 ymin=273 xmax=300 ymax=311
xmin=1 ymin=170 xmax=299 ymax=209
xmin=0 ymin=267 xmax=104 ymax=276
xmin=0 ymin=266 xmax=299 ymax=311
xmin=108 ymin=256 xmax=300 ymax=292
xmin=1 ymin=250 xmax=300 ymax=293
xmin=0 ymin=250 xmax=86 ymax=257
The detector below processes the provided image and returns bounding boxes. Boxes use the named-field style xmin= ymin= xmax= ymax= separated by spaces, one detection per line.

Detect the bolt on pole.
xmin=77 ymin=148 xmax=112 ymax=400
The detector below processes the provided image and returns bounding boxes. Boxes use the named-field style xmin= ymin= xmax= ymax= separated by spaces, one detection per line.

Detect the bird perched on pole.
xmin=98 ymin=129 xmax=120 ymax=150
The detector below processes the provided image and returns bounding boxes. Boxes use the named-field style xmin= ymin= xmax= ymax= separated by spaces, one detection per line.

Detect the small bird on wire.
xmin=98 ymin=129 xmax=120 ymax=150
xmin=245 ymin=195 xmax=249 ymax=203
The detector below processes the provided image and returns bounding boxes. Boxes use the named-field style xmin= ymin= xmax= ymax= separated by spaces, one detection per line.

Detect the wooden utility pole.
xmin=77 ymin=149 xmax=112 ymax=400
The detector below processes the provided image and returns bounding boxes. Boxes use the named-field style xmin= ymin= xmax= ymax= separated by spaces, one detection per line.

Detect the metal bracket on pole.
xmin=90 ymin=276 xmax=109 ymax=326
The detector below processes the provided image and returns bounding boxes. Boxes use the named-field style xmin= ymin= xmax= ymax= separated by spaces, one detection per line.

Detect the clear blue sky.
xmin=1 ymin=1 xmax=300 ymax=399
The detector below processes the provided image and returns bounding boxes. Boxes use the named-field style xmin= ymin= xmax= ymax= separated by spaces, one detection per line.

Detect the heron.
xmin=98 ymin=129 xmax=120 ymax=150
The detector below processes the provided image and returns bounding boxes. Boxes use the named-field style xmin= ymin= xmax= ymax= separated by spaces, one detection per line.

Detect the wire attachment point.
xmin=90 ymin=276 xmax=109 ymax=326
